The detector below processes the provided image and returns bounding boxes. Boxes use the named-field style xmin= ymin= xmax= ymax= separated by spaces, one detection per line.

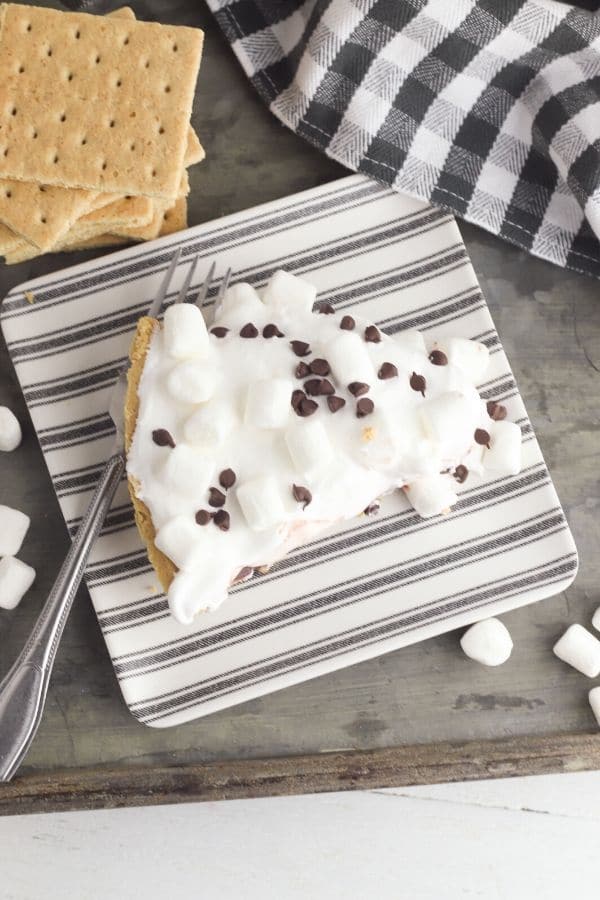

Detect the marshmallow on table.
xmin=167 ymin=359 xmax=216 ymax=404
xmin=0 ymin=406 xmax=22 ymax=452
xmin=245 ymin=378 xmax=293 ymax=429
xmin=460 ymin=618 xmax=513 ymax=666
xmin=0 ymin=504 xmax=30 ymax=556
xmin=163 ymin=303 xmax=209 ymax=360
xmin=0 ymin=557 xmax=35 ymax=610
xmin=285 ymin=418 xmax=334 ymax=477
xmin=589 ymin=686 xmax=600 ymax=728
xmin=483 ymin=420 xmax=522 ymax=476
xmin=592 ymin=605 xmax=600 ymax=633
xmin=446 ymin=338 xmax=490 ymax=383
xmin=327 ymin=332 xmax=374 ymax=387
xmin=237 ymin=475 xmax=288 ymax=531
xmin=184 ymin=401 xmax=236 ymax=448
xmin=262 ymin=270 xmax=317 ymax=317
xmin=404 ymin=474 xmax=458 ymax=518
xmin=553 ymin=624 xmax=600 ymax=677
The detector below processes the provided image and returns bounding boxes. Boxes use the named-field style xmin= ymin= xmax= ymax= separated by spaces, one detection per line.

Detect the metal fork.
xmin=0 ymin=250 xmax=228 ymax=782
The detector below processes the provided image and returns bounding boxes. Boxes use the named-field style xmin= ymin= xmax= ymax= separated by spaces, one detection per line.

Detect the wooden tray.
xmin=0 ymin=1 xmax=599 ymax=816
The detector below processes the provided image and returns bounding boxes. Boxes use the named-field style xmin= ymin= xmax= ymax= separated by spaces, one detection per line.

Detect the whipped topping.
xmin=127 ymin=269 xmax=521 ymax=624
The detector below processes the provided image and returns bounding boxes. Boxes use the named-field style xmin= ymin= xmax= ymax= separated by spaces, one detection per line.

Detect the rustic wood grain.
xmin=0 ymin=0 xmax=599 ymax=813
xmin=2 ymin=732 xmax=599 ymax=817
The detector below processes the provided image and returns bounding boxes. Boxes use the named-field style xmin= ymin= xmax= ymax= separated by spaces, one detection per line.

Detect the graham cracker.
xmin=158 ymin=198 xmax=187 ymax=236
xmin=125 ymin=316 xmax=176 ymax=592
xmin=112 ymin=200 xmax=170 ymax=242
xmin=70 ymin=194 xmax=154 ymax=241
xmin=0 ymin=221 xmax=25 ymax=256
xmin=185 ymin=129 xmax=204 ymax=166
xmin=0 ymin=5 xmax=203 ymax=198
xmin=0 ymin=178 xmax=101 ymax=252
xmin=4 ymin=230 xmax=131 ymax=264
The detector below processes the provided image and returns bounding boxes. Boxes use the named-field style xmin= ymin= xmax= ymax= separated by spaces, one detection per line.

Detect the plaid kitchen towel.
xmin=207 ymin=0 xmax=600 ymax=278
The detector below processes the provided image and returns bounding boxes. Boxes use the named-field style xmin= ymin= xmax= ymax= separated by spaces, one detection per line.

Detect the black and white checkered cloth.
xmin=207 ymin=0 xmax=600 ymax=278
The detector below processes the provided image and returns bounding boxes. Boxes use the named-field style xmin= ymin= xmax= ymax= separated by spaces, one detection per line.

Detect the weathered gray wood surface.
xmin=0 ymin=1 xmax=599 ymax=811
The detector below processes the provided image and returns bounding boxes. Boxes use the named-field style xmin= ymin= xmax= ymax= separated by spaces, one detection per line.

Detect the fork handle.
xmin=0 ymin=450 xmax=126 ymax=782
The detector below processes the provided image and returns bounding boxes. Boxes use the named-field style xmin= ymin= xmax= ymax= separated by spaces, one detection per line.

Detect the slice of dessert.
xmin=125 ymin=269 xmax=521 ymax=624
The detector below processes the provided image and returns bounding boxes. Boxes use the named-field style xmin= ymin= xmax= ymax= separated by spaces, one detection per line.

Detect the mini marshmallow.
xmin=446 ymin=337 xmax=490 ymax=383
xmin=285 ymin=418 xmax=334 ymax=476
xmin=589 ymin=686 xmax=600 ymax=728
xmin=327 ymin=332 xmax=374 ymax=387
xmin=404 ymin=474 xmax=458 ymax=517
xmin=419 ymin=391 xmax=478 ymax=449
xmin=483 ymin=420 xmax=522 ymax=476
xmin=162 ymin=445 xmax=212 ymax=498
xmin=460 ymin=618 xmax=513 ymax=667
xmin=167 ymin=359 xmax=216 ymax=405
xmin=184 ymin=402 xmax=236 ymax=448
xmin=553 ymin=624 xmax=600 ymax=678
xmin=0 ymin=505 xmax=30 ymax=556
xmin=216 ymin=282 xmax=264 ymax=326
xmin=592 ymin=605 xmax=600 ymax=633
xmin=163 ymin=303 xmax=209 ymax=360
xmin=245 ymin=378 xmax=293 ymax=429
xmin=237 ymin=475 xmax=288 ymax=531
xmin=0 ymin=557 xmax=35 ymax=610
xmin=393 ymin=330 xmax=427 ymax=356
xmin=155 ymin=516 xmax=206 ymax=571
xmin=262 ymin=270 xmax=317 ymax=317
xmin=0 ymin=407 xmax=22 ymax=452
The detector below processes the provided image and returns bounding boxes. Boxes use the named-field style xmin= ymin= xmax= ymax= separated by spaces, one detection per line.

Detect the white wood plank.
xmin=1 ymin=778 xmax=598 ymax=900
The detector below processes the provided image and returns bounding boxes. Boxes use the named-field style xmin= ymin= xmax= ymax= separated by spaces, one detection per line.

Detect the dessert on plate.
xmin=125 ymin=270 xmax=522 ymax=624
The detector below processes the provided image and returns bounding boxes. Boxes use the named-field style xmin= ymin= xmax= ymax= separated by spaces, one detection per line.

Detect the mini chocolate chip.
xmin=453 ymin=465 xmax=468 ymax=484
xmin=235 ymin=566 xmax=254 ymax=583
xmin=318 ymin=302 xmax=335 ymax=315
xmin=219 ymin=468 xmax=236 ymax=490
xmin=240 ymin=323 xmax=258 ymax=338
xmin=340 ymin=315 xmax=355 ymax=331
xmin=290 ymin=340 xmax=310 ymax=357
xmin=291 ymin=389 xmax=306 ymax=410
xmin=295 ymin=361 xmax=310 ymax=378
xmin=292 ymin=484 xmax=312 ymax=509
xmin=319 ymin=378 xmax=335 ymax=395
xmin=152 ymin=428 xmax=175 ymax=448
xmin=348 ymin=381 xmax=369 ymax=397
xmin=474 ymin=428 xmax=491 ymax=447
xmin=213 ymin=509 xmax=230 ymax=531
xmin=364 ymin=501 xmax=380 ymax=516
xmin=378 ymin=362 xmax=398 ymax=380
xmin=263 ymin=323 xmax=284 ymax=338
xmin=310 ymin=358 xmax=330 ymax=376
xmin=429 ymin=349 xmax=448 ymax=366
xmin=304 ymin=378 xmax=322 ymax=396
xmin=297 ymin=397 xmax=318 ymax=417
xmin=327 ymin=395 xmax=346 ymax=413
xmin=210 ymin=326 xmax=229 ymax=338
xmin=208 ymin=487 xmax=226 ymax=508
xmin=195 ymin=509 xmax=213 ymax=526
xmin=409 ymin=372 xmax=426 ymax=397
xmin=487 ymin=400 xmax=507 ymax=421
xmin=364 ymin=325 xmax=381 ymax=343
xmin=356 ymin=397 xmax=374 ymax=418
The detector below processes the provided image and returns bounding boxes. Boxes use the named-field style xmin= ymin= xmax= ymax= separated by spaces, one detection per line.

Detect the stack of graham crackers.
xmin=0 ymin=4 xmax=204 ymax=265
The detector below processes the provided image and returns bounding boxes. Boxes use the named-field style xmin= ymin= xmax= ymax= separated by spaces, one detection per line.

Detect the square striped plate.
xmin=1 ymin=175 xmax=577 ymax=728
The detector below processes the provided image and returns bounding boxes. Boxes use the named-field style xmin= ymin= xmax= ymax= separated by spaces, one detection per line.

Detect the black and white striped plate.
xmin=1 ymin=175 xmax=577 ymax=728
